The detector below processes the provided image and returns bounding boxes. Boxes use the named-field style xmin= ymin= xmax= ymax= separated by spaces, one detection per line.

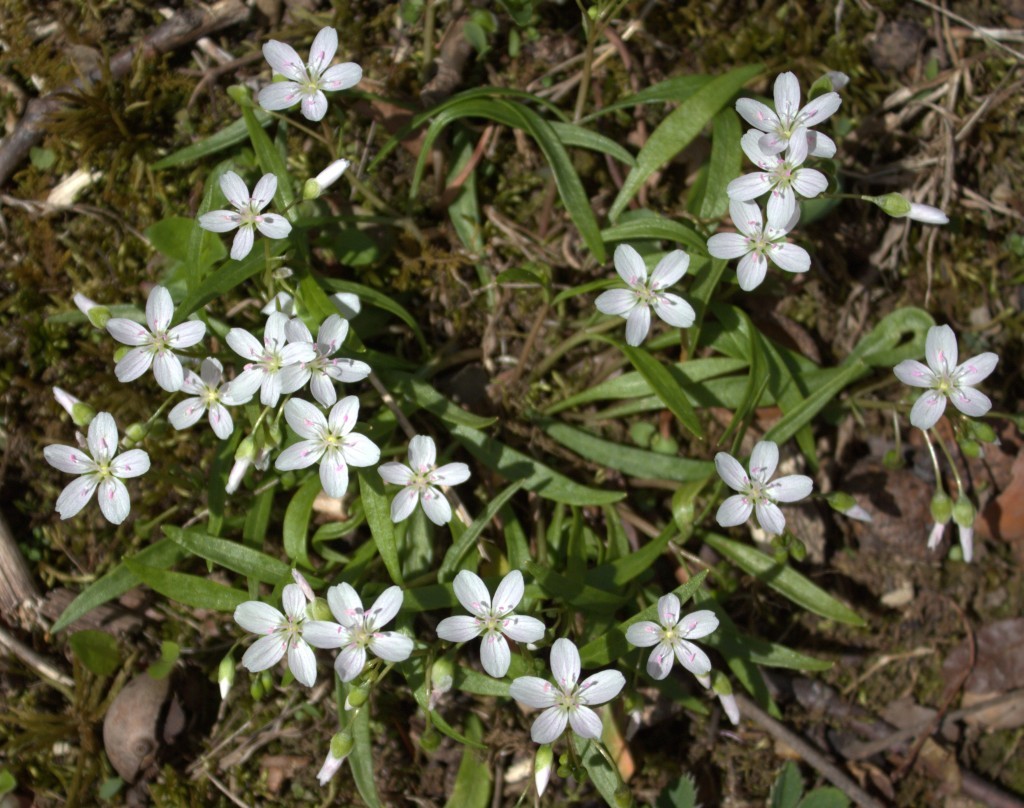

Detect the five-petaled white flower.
xmin=198 ymin=171 xmax=292 ymax=261
xmin=595 ymin=244 xmax=696 ymax=347
xmin=625 ymin=596 xmax=719 ymax=681
xmin=227 ymin=312 xmax=316 ymax=406
xmin=234 ymin=582 xmax=318 ymax=687
xmin=509 ymin=638 xmax=625 ymax=744
xmin=707 ymin=200 xmax=810 ymax=291
xmin=258 ymin=27 xmax=362 ymax=122
xmin=168 ymin=358 xmax=252 ymax=440
xmin=44 ymin=412 xmax=150 ymax=524
xmin=105 ymin=285 xmax=206 ymax=393
xmin=378 ymin=435 xmax=470 ymax=525
xmin=736 ymin=71 xmax=841 ymax=157
xmin=275 ymin=396 xmax=381 ymax=498
xmin=715 ymin=440 xmax=813 ymax=536
xmin=282 ymin=314 xmax=371 ymax=407
xmin=727 ymin=128 xmax=828 ymax=226
xmin=303 ymin=583 xmax=413 ymax=682
xmin=436 ymin=570 xmax=546 ymax=678
xmin=893 ymin=324 xmax=998 ymax=430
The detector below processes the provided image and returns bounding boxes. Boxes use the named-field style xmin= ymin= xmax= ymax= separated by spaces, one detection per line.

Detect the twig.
xmin=733 ymin=692 xmax=886 ymax=808
xmin=0 ymin=0 xmax=249 ymax=188
xmin=0 ymin=624 xmax=74 ymax=692
xmin=911 ymin=0 xmax=1024 ymax=61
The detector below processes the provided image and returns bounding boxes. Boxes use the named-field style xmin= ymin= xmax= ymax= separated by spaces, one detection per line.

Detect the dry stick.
xmin=0 ymin=0 xmax=249 ymax=188
xmin=0 ymin=510 xmax=39 ymax=614
xmin=0 ymin=623 xmax=74 ymax=692
xmin=733 ymin=693 xmax=886 ymax=808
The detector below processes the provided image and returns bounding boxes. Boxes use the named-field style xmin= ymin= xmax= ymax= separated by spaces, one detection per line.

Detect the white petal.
xmin=653 ymin=294 xmax=695 ymax=328
xmin=714 ymin=452 xmax=749 ymax=491
xmin=736 ymin=252 xmax=768 ymax=291
xmin=55 ymin=475 xmax=99 ymax=519
xmin=480 ymin=633 xmax=512 ymax=678
xmin=226 ymin=327 xmax=263 ymax=360
xmin=288 ymin=640 xmax=317 ymax=687
xmin=219 ymin=171 xmax=250 ymax=210
xmin=408 ymin=434 xmax=437 ymax=472
xmin=335 ymin=645 xmax=367 ymax=682
xmin=250 ymin=174 xmax=278 ymax=211
xmin=308 ymin=27 xmax=339 ymax=76
xmin=230 ymin=226 xmax=255 ymax=261
xmin=317 ymin=314 xmax=348 ymax=353
xmin=646 ymin=643 xmax=675 ymax=680
xmin=280 ymin=584 xmax=306 ymax=620
xmin=568 ymin=705 xmax=604 ymax=739
xmin=755 ymin=501 xmax=786 ymax=536
xmin=769 ymin=242 xmax=810 ymax=274
xmin=199 ymin=357 xmax=223 ymax=387
xmin=716 ymin=494 xmax=753 ymax=527
xmin=453 ymin=570 xmax=491 ymax=616
xmin=44 ymin=444 xmax=95 ymax=474
xmin=87 ymin=412 xmax=118 ymax=463
xmin=207 ymin=403 xmax=234 ymax=440
xmin=773 ymin=72 xmax=802 ymax=122
xmin=97 ymin=477 xmax=131 ymax=524
xmin=256 ymin=214 xmax=292 ymax=240
xmin=341 ymin=433 xmax=380 ymax=468
xmin=926 ymin=325 xmax=958 ymax=373
xmin=509 ymin=676 xmax=558 ymax=709
xmin=955 ymin=352 xmax=998 ymax=386
xmin=310 ymin=373 xmax=337 ymax=407
xmin=740 ymin=128 xmax=776 ymax=166
xmin=278 ymin=363 xmax=309 ymax=396
xmin=431 ymin=462 xmax=470 ymax=486
xmin=735 ymin=97 xmax=778 ymax=133
xmin=285 ymin=398 xmax=327 ymax=439
xmin=320 ymin=62 xmax=362 ymax=91
xmin=727 ymin=172 xmax=772 ymax=201
xmin=791 ymin=168 xmax=827 ymax=199
xmin=114 ymin=347 xmax=154 ymax=383
xmin=549 ymin=638 xmax=580 ymax=689
xmin=501 ymin=615 xmax=546 ymax=643
xmin=436 ymin=615 xmax=482 ymax=643
xmin=275 ymin=440 xmax=323 ymax=471
xmin=259 ymin=372 xmax=283 ymax=407
xmin=806 ymin=130 xmax=837 ymax=158
xmin=649 ymin=250 xmax=689 ymax=289
xmin=319 ymin=448 xmax=350 ymax=498
xmin=579 ymin=670 xmax=625 ymax=705
xmin=624 ymin=305 xmax=651 ymax=346
xmin=707 ymin=232 xmax=751 ymax=260
xmin=766 ymin=186 xmax=796 ymax=227
xmin=656 ymin=594 xmax=681 ymax=627
xmin=420 ymin=487 xmax=452 ymax=525
xmin=301 ymin=91 xmax=329 ymax=122
xmin=730 ymin=199 xmax=764 ymax=237
xmin=369 ymin=631 xmax=413 ymax=662
xmin=758 ymin=131 xmax=789 ymax=155
xmin=678 ymin=610 xmax=719 ymax=640
xmin=531 ymin=707 xmax=568 ymax=744
xmin=105 ymin=317 xmax=151 ymax=346
xmin=327 ymin=395 xmax=360 ymax=435
xmin=303 ymin=621 xmax=351 ymax=649
xmin=153 ymin=351 xmax=184 ymax=392
xmin=950 ymin=387 xmax=992 ymax=418
xmin=330 ymin=291 xmax=362 ymax=318
xmin=146 ymin=286 xmax=174 ymax=333
xmin=262 ymin=40 xmax=306 ymax=82
xmin=229 ymin=369 xmax=264 ymax=400
xmin=786 ymin=126 xmax=809 ymax=165
xmin=389 ymin=487 xmax=419 ymax=522
xmin=258 ymin=81 xmax=304 ymax=111
xmin=327 ymin=357 xmax=371 ymax=383
xmin=242 ymin=633 xmax=286 ymax=673
xmin=235 ymin=600 xmax=284 ymax=634
xmin=674 ymin=639 xmax=712 ymax=677
xmin=595 ymin=288 xmax=638 ymax=317
xmin=379 ymin=462 xmax=414 ymax=485
xmin=367 ymin=586 xmax=404 ymax=629
xmin=799 ymin=92 xmax=841 ymax=128
xmin=327 ymin=583 xmax=363 ymax=627
xmin=910 ymin=391 xmax=947 ymax=430
xmin=109 ymin=449 xmax=150 ymax=479
xmin=769 ymin=474 xmax=813 ymax=503
xmin=749 ymin=440 xmax=779 ymax=481
xmin=613 ymin=243 xmax=647 ymax=287
xmin=492 ymin=570 xmax=524 ymax=613
xmin=625 ymin=621 xmax=662 ymax=648
xmin=197 ymin=210 xmax=240 ymax=233
xmin=893 ymin=359 xmax=935 ymax=389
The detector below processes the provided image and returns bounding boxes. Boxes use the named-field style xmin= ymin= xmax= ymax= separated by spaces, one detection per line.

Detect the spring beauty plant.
xmin=37 ymin=15 xmax=1013 ymax=807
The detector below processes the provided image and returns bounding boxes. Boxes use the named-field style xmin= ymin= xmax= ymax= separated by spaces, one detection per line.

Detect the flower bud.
xmin=971 ymin=421 xmax=996 ymax=443
xmin=217 ymin=654 xmax=236 ymax=700
xmin=428 ymin=657 xmax=454 ymax=710
xmin=53 ymin=386 xmax=96 ymax=427
xmin=318 ymin=732 xmax=353 ymax=786
xmin=614 ymin=784 xmax=634 ymax=808
xmin=303 ymin=158 xmax=351 ymax=200
xmin=952 ymin=496 xmax=976 ymax=563
xmin=345 ymin=684 xmax=370 ymax=710
xmin=261 ymin=291 xmax=296 ymax=316
xmin=113 ymin=345 xmax=130 ymax=363
xmin=73 ymin=293 xmax=111 ymax=328
xmin=534 ymin=744 xmax=554 ymax=797
xmin=864 ymin=192 xmax=912 ymax=217
xmin=958 ymin=438 xmax=981 ymax=459
xmin=883 ymin=448 xmax=904 ymax=469
xmin=124 ymin=422 xmax=147 ymax=445
xmin=330 ymin=731 xmax=354 ymax=760
xmin=250 ymin=678 xmax=264 ymax=700
xmin=826 ymin=491 xmax=872 ymax=522
xmin=930 ymin=492 xmax=953 ymax=525
xmin=906 ymin=203 xmax=949 ymax=225
xmin=292 ymin=569 xmax=316 ymax=603
xmin=226 ymin=84 xmax=253 ymax=106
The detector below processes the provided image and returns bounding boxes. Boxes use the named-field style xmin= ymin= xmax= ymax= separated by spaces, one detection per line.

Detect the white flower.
xmin=893 ymin=324 xmax=998 ymax=430
xmin=904 ymin=203 xmax=949 ymax=225
xmin=304 ymin=158 xmax=351 ymax=199
xmin=594 ymin=244 xmax=696 ymax=347
xmin=105 ymin=285 xmax=206 ymax=392
xmin=706 ymin=200 xmax=811 ymax=291
xmin=275 ymin=396 xmax=381 ymax=498
xmin=624 ymin=596 xmax=719 ymax=680
xmin=727 ymin=128 xmax=829 ymax=225
xmin=198 ymin=171 xmax=292 ymax=261
xmin=303 ymin=583 xmax=413 ymax=682
xmin=377 ymin=435 xmax=470 ymax=525
xmin=436 ymin=570 xmax=546 ymax=678
xmin=736 ymin=71 xmax=841 ymax=156
xmin=509 ymin=638 xmax=625 ymax=745
xmin=317 ymin=732 xmax=353 ymax=786
xmin=226 ymin=312 xmax=316 ymax=407
xmin=715 ymin=440 xmax=813 ymax=536
xmin=168 ymin=358 xmax=252 ymax=440
xmin=234 ymin=583 xmax=318 ymax=687
xmin=258 ymin=27 xmax=362 ymax=122
xmin=282 ymin=314 xmax=371 ymax=407
xmin=43 ymin=412 xmax=150 ymax=525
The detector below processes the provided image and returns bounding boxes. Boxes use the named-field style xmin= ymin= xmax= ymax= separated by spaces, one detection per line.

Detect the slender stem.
xmin=932 ymin=427 xmax=965 ymax=497
xmin=920 ymin=428 xmax=949 ymax=496
xmin=421 ymin=0 xmax=436 ymax=83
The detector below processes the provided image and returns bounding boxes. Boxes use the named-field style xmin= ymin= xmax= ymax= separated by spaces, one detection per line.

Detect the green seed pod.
xmin=249 ymin=679 xmax=264 ymax=700
xmin=346 ymin=684 xmax=369 ymax=709
xmin=958 ymin=439 xmax=981 ymax=459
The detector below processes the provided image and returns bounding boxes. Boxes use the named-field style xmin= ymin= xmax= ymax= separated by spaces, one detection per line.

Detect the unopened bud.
xmin=53 ymin=387 xmax=96 ymax=427
xmin=217 ymin=654 xmax=235 ymax=700
xmin=930 ymin=492 xmax=953 ymax=525
xmin=292 ymin=569 xmax=316 ymax=603
xmin=428 ymin=656 xmax=454 ymax=710
xmin=113 ymin=345 xmax=130 ymax=363
xmin=614 ymin=784 xmax=634 ymax=808
xmin=345 ymin=684 xmax=369 ymax=710
xmin=261 ymin=292 xmax=296 ymax=316
xmin=826 ymin=491 xmax=872 ymax=522
xmin=329 ymin=731 xmax=354 ymax=760
xmin=883 ymin=448 xmax=904 ymax=469
xmin=318 ymin=732 xmax=353 ymax=786
xmin=534 ymin=744 xmax=554 ymax=796
xmin=124 ymin=422 xmax=147 ymax=445
xmin=864 ymin=192 xmax=912 ymax=217
xmin=303 ymin=158 xmax=351 ymax=200
xmin=972 ymin=421 xmax=996 ymax=443
xmin=952 ymin=496 xmax=975 ymax=529
xmin=74 ymin=293 xmax=111 ymax=328
xmin=250 ymin=678 xmax=264 ymax=700
xmin=958 ymin=438 xmax=981 ymax=458
xmin=226 ymin=84 xmax=253 ymax=106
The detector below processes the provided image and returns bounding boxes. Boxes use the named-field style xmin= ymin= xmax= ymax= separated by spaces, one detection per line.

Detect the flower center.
xmin=555 ymin=685 xmax=582 ymax=713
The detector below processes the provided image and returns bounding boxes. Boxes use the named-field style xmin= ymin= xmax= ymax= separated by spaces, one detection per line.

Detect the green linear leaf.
xmin=349 ymin=696 xmax=382 ymax=808
xmin=164 ymin=526 xmax=295 ymax=586
xmin=580 ymin=74 xmax=712 ymax=122
xmin=439 ymin=480 xmax=525 ymax=581
xmin=359 ymin=471 xmax=405 ymax=585
xmin=609 ymin=63 xmax=764 ymax=221
xmin=443 ymin=714 xmax=491 ymax=808
xmin=550 ymin=120 xmax=636 ymax=166
xmin=242 ymin=105 xmax=294 ymax=211
xmin=703 ymin=533 xmax=865 ymax=626
xmin=152 ymin=110 xmax=273 ymax=171
xmin=382 ymin=372 xmax=497 ymax=429
xmin=282 ymin=475 xmax=320 ymax=571
xmin=123 ymin=560 xmax=247 ymax=612
xmin=176 ymin=237 xmax=289 ymax=321
xmin=526 ymin=561 xmax=627 ymax=610
xmin=698 ymin=108 xmax=743 ymax=221
xmin=600 ymin=216 xmax=707 ymax=253
xmin=448 ymin=424 xmax=624 ymax=506
xmin=321 ymin=278 xmax=428 ymax=352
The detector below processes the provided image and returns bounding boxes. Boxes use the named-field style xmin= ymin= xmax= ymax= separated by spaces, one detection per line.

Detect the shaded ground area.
xmin=1 ymin=0 xmax=1023 ymax=806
